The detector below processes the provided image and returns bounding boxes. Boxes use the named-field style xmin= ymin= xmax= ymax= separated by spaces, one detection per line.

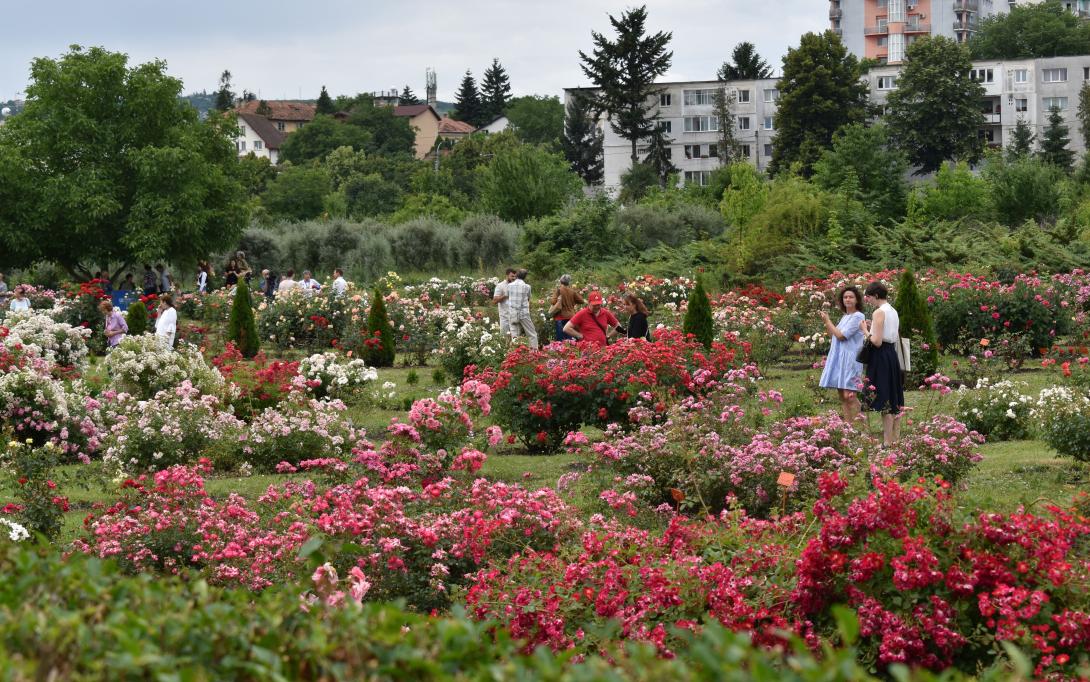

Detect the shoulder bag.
xmin=590 ymin=311 xmax=612 ymax=345
xmin=856 ymin=338 xmax=874 ymax=365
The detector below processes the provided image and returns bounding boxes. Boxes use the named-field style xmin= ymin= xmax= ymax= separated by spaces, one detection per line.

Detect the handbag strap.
xmin=590 ymin=311 xmax=611 ymax=338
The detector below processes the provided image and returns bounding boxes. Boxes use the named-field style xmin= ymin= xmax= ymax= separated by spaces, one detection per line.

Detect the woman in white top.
xmin=859 ymin=281 xmax=904 ymax=446
xmin=155 ymin=294 xmax=178 ymax=350
xmin=196 ymin=262 xmax=209 ymax=294
xmin=8 ymin=286 xmax=30 ymax=313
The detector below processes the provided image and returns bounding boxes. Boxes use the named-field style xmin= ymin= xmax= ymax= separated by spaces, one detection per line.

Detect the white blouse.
xmin=155 ymin=306 xmax=177 ymax=349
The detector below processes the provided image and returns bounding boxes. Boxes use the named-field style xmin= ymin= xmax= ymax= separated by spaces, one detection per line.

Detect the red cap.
xmin=588 ymin=291 xmax=604 ymax=305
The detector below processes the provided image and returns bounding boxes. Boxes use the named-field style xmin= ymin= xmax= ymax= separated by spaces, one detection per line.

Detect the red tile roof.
xmin=235 ymin=100 xmax=316 ymax=122
xmin=238 ymin=113 xmax=287 ymax=149
xmin=439 ymin=117 xmax=476 ymax=134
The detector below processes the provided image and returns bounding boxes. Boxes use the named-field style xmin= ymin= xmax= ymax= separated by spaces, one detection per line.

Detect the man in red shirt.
xmin=563 ymin=291 xmax=619 ymax=347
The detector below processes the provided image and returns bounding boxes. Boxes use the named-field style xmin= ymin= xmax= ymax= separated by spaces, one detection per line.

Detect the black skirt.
xmin=866 ymin=342 xmax=904 ymax=414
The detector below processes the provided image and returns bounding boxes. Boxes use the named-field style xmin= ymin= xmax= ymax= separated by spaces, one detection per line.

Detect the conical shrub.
xmin=365 ymin=287 xmax=396 ymax=367
xmin=126 ymin=297 xmax=149 ymax=336
xmin=683 ymin=276 xmax=715 ymax=349
xmin=896 ymin=268 xmax=938 ymax=384
xmin=227 ymin=279 xmax=260 ymax=358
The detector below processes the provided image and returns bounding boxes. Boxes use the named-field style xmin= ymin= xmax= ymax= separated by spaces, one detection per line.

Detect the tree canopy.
xmin=562 ymin=94 xmax=604 ymax=185
xmin=279 ymin=101 xmax=414 ymax=164
xmin=717 ymin=42 xmax=773 ymax=81
xmin=316 ymin=86 xmax=335 ymax=115
xmin=479 ymin=144 xmax=581 ymax=223
xmin=452 ymin=70 xmax=484 ymax=127
xmin=769 ymin=31 xmax=869 ymax=176
xmin=886 ymin=36 xmax=985 ymax=174
xmin=506 ymin=95 xmax=564 ymax=146
xmin=812 ymin=123 xmax=909 ymax=224
xmin=0 ymin=46 xmax=248 ymax=277
xmin=970 ymin=1 xmax=1090 ymax=59
xmin=480 ymin=59 xmax=513 ymax=124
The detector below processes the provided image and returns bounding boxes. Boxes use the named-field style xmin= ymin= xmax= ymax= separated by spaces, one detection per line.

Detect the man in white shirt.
xmin=505 ymin=269 xmax=538 ymax=349
xmin=493 ymin=268 xmax=516 ymax=335
xmin=277 ymin=269 xmax=300 ymax=296
xmin=300 ymin=270 xmax=321 ymax=295
xmin=331 ymin=268 xmax=348 ymax=297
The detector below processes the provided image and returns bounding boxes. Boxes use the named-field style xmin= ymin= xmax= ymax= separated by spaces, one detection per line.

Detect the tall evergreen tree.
xmin=562 ymin=94 xmax=604 ymax=184
xmin=480 ymin=58 xmax=513 ymax=123
xmin=227 ymin=279 xmax=260 ymax=358
xmin=452 ymin=70 xmax=483 ymax=127
xmin=642 ymin=125 xmax=676 ymax=187
xmin=717 ymin=42 xmax=773 ymax=81
xmin=713 ymin=88 xmax=739 ymax=165
xmin=895 ymin=268 xmax=938 ymax=384
xmin=683 ymin=277 xmax=715 ymax=349
xmin=1077 ymin=82 xmax=1090 ymax=151
xmin=365 ymin=288 xmax=396 ymax=367
xmin=316 ymin=86 xmax=335 ymax=115
xmin=578 ymin=5 xmax=673 ymax=165
xmin=399 ymin=85 xmax=422 ymax=106
xmin=886 ymin=36 xmax=985 ymax=174
xmin=255 ymin=99 xmax=272 ymax=116
xmin=1039 ymin=105 xmax=1075 ymax=171
xmin=768 ymin=31 xmax=869 ymax=177
xmin=214 ymin=69 xmax=235 ymax=111
xmin=1007 ymin=118 xmax=1036 ymax=160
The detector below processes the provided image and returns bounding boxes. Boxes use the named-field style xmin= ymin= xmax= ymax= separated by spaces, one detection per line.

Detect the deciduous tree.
xmin=768 ymin=31 xmax=868 ymax=177
xmin=886 ymin=36 xmax=985 ymax=174
xmin=578 ymin=5 xmax=672 ymax=165
xmin=479 ymin=144 xmax=581 ymax=223
xmin=970 ymin=0 xmax=1090 ymax=59
xmin=506 ymin=95 xmax=564 ymax=146
xmin=812 ymin=123 xmax=908 ymax=224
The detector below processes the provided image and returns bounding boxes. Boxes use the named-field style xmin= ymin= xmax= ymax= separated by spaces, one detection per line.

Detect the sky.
xmin=0 ymin=0 xmax=826 ymax=103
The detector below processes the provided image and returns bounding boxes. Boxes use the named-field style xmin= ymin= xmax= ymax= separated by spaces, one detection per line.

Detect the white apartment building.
xmin=567 ymin=78 xmax=781 ymax=192
xmin=869 ymin=55 xmax=1090 ymax=155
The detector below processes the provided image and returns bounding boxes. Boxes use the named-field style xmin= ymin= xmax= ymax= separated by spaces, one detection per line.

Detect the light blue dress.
xmin=819 ymin=311 xmax=865 ymax=391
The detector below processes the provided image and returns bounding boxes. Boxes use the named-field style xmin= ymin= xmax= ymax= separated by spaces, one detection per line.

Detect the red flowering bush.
xmin=473 ymin=330 xmax=745 ymax=451
xmin=211 ymin=343 xmax=300 ymax=419
xmin=794 ymin=473 xmax=1090 ymax=676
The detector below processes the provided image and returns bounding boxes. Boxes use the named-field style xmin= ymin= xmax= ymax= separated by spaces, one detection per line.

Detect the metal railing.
xmin=864 ymin=25 xmax=890 ymax=34
xmin=830 ymin=7 xmax=843 ymax=18
xmin=904 ymin=22 xmax=931 ymax=32
xmin=954 ymin=0 xmax=979 ymax=11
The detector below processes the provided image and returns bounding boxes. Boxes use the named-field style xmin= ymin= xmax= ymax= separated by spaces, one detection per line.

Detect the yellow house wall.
xmin=410 ymin=113 xmax=440 ymax=159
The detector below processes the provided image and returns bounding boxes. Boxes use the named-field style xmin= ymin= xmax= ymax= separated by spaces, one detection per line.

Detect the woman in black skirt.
xmin=859 ymin=282 xmax=904 ymax=446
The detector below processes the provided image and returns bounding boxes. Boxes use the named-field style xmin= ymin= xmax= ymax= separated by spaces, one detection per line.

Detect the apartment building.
xmin=869 ymin=55 xmax=1090 ymax=155
xmin=567 ymin=78 xmax=781 ymax=191
xmin=832 ymin=0 xmax=1000 ymax=64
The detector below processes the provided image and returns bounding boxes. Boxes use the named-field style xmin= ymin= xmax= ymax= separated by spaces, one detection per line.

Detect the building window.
xmin=1084 ymin=66 xmax=1090 ymax=81
xmin=763 ymin=116 xmax=774 ymax=130
xmin=276 ymin=121 xmax=286 ymax=131
xmin=970 ymin=68 xmax=994 ymax=83
xmin=877 ymin=36 xmax=888 ymax=47
xmin=658 ymin=120 xmax=672 ymax=133
xmin=683 ymin=89 xmax=716 ymax=105
xmin=238 ymin=140 xmax=246 ymax=152
xmin=1014 ymin=69 xmax=1029 ymax=83
xmin=739 ymin=144 xmax=751 ymax=158
xmin=708 ymin=144 xmax=718 ymax=158
xmin=1043 ymin=68 xmax=1068 ymax=83
xmin=254 ymin=140 xmax=263 ymax=150
xmin=684 ymin=170 xmax=712 ymax=186
xmin=1015 ymin=98 xmax=1028 ymax=112
xmin=659 ymin=93 xmax=672 ymax=106
xmin=683 ymin=116 xmax=718 ymax=132
xmin=684 ymin=144 xmax=718 ymax=159
xmin=763 ymin=143 xmax=773 ymax=158
xmin=738 ymin=116 xmax=751 ymax=130
xmin=877 ymin=75 xmax=897 ymax=90
xmin=763 ymin=88 xmax=779 ymax=102
xmin=737 ymin=89 xmax=750 ymax=103
xmin=1043 ymin=96 xmax=1069 ymax=110
xmin=888 ymin=33 xmax=905 ymax=62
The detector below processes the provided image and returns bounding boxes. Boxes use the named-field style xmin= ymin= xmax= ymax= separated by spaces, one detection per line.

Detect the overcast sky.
xmin=1 ymin=0 xmax=825 ymax=103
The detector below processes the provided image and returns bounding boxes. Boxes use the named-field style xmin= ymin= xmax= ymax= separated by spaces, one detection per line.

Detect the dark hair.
xmin=334 ymin=268 xmax=343 ymax=276
xmin=624 ymin=294 xmax=649 ymax=315
xmin=286 ymin=269 xmax=295 ymax=278
xmin=505 ymin=267 xmax=517 ymax=275
xmin=160 ymin=294 xmax=174 ymax=308
xmin=864 ymin=282 xmax=888 ymax=300
xmin=516 ymin=269 xmax=528 ymax=280
xmin=837 ymin=286 xmax=862 ymax=313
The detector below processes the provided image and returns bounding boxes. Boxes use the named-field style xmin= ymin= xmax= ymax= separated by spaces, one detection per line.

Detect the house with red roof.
xmin=236 ymin=112 xmax=286 ymax=163
xmin=392 ymin=104 xmax=478 ymax=159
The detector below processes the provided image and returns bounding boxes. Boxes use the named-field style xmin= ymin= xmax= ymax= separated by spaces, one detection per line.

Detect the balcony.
xmin=904 ymin=22 xmax=931 ymax=32
xmin=954 ymin=0 xmax=979 ymax=10
xmin=983 ymin=113 xmax=1001 ymax=124
xmin=833 ymin=27 xmax=843 ymax=36
xmin=830 ymin=6 xmax=843 ymax=18
xmin=864 ymin=25 xmax=890 ymax=34
xmin=953 ymin=21 xmax=978 ymax=30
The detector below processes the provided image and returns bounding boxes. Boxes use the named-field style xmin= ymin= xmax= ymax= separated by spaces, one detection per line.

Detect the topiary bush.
xmin=896 ymin=268 xmax=939 ymax=384
xmin=364 ymin=288 xmax=396 ymax=367
xmin=683 ymin=276 xmax=715 ymax=348
xmin=227 ymin=279 xmax=260 ymax=358
xmin=126 ymin=296 xmax=149 ymax=336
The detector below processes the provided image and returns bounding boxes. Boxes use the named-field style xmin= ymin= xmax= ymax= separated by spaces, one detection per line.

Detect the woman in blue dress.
xmin=818 ymin=286 xmax=865 ymax=426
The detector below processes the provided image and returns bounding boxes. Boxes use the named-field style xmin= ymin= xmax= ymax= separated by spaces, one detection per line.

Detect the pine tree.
xmin=562 ymin=93 xmax=604 ymax=184
xmin=643 ymin=125 xmax=676 ymax=187
xmin=480 ymin=58 xmax=512 ymax=123
xmin=227 ymin=279 xmax=260 ymax=358
xmin=712 ymin=88 xmax=739 ymax=165
xmin=452 ymin=70 xmax=483 ymax=128
xmin=316 ymin=86 xmax=335 ymax=115
xmin=126 ymin=298 xmax=148 ymax=336
xmin=1006 ymin=118 xmax=1036 ymax=160
xmin=1039 ymin=106 xmax=1075 ymax=171
xmin=717 ymin=42 xmax=773 ymax=81
xmin=579 ymin=5 xmax=673 ymax=165
xmin=895 ymin=268 xmax=938 ymax=384
xmin=683 ymin=277 xmax=715 ymax=349
xmin=214 ymin=70 xmax=235 ymax=111
xmin=1079 ymin=82 xmax=1090 ymax=150
xmin=365 ymin=288 xmax=396 ymax=367
xmin=399 ymin=85 xmax=422 ymax=106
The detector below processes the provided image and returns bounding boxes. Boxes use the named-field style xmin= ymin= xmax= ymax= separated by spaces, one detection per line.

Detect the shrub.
xmin=104 ymin=334 xmax=226 ymax=400
xmin=211 ymin=344 xmax=301 ymax=419
xmin=1034 ymin=386 xmax=1090 ymax=461
xmin=125 ymin=294 xmax=150 ymax=335
xmin=297 ymin=352 xmax=376 ymax=400
xmin=435 ymin=312 xmax=508 ymax=380
xmin=896 ymin=268 xmax=939 ymax=383
xmin=363 ymin=289 xmax=396 ymax=367
xmin=1 ymin=312 xmax=91 ymax=370
xmin=239 ymin=397 xmax=366 ymax=472
xmin=458 ymin=214 xmax=519 ymax=267
xmin=227 ymin=279 xmax=260 ymax=358
xmin=955 ymin=379 xmax=1034 ymax=441
xmin=256 ymin=289 xmax=365 ymax=351
xmin=387 ymin=218 xmax=460 ymax=271
xmin=0 ymin=368 xmax=100 ymax=461
xmin=683 ymin=277 xmax=715 ymax=348
xmin=0 ymin=440 xmax=68 ymax=540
